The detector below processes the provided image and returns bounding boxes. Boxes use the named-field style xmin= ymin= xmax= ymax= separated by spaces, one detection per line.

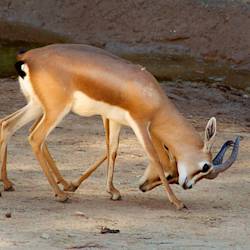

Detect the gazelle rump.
xmin=0 ymin=44 xmax=239 ymax=209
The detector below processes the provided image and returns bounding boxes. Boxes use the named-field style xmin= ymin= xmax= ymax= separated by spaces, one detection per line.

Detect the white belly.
xmin=72 ymin=91 xmax=130 ymax=125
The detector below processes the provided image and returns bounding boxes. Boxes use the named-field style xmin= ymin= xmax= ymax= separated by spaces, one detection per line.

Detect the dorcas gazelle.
xmin=0 ymin=44 xmax=239 ymax=209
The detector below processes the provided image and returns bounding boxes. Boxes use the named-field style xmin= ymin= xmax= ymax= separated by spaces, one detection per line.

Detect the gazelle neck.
xmin=150 ymin=98 xmax=204 ymax=159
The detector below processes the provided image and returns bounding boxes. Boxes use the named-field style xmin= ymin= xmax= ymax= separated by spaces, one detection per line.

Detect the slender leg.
xmin=0 ymin=104 xmax=41 ymax=191
xmin=28 ymin=116 xmax=42 ymax=134
xmin=0 ymin=112 xmax=71 ymax=191
xmin=67 ymin=154 xmax=107 ymax=191
xmin=29 ymin=111 xmax=70 ymax=202
xmin=131 ymin=120 xmax=185 ymax=210
xmin=106 ymin=120 xmax=121 ymax=200
xmin=29 ymin=116 xmax=72 ymax=189
xmin=0 ymin=109 xmax=27 ymax=182
xmin=65 ymin=116 xmax=109 ymax=191
xmin=43 ymin=144 xmax=72 ymax=189
xmin=150 ymin=131 xmax=178 ymax=179
xmin=103 ymin=117 xmax=110 ymax=178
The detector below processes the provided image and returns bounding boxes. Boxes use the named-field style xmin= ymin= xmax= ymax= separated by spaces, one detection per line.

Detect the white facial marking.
xmin=139 ymin=175 xmax=147 ymax=186
xmin=178 ymin=162 xmax=188 ymax=186
xmin=187 ymin=160 xmax=211 ymax=188
xmin=198 ymin=160 xmax=209 ymax=170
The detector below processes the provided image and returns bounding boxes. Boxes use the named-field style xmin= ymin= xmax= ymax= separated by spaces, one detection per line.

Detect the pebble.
xmin=100 ymin=226 xmax=120 ymax=234
xmin=68 ymin=233 xmax=77 ymax=238
xmin=5 ymin=212 xmax=11 ymax=218
xmin=74 ymin=211 xmax=88 ymax=219
xmin=40 ymin=233 xmax=50 ymax=239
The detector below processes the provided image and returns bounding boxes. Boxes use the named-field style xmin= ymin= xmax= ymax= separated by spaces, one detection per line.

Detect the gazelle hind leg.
xmin=0 ymin=104 xmax=42 ymax=191
xmin=130 ymin=120 xmax=185 ymax=210
xmin=0 ymin=111 xmax=40 ymax=187
xmin=106 ymin=120 xmax=121 ymax=200
xmin=0 ymin=108 xmax=27 ymax=183
xmin=30 ymin=116 xmax=72 ymax=190
xmin=43 ymin=144 xmax=73 ymax=189
xmin=0 ymin=112 xmax=70 ymax=191
xmin=30 ymin=117 xmax=70 ymax=186
xmin=28 ymin=109 xmax=71 ymax=202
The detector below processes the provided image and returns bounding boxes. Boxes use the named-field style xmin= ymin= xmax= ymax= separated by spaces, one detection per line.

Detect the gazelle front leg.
xmin=105 ymin=120 xmax=122 ymax=200
xmin=131 ymin=120 xmax=185 ymax=210
xmin=65 ymin=154 xmax=107 ymax=192
xmin=64 ymin=117 xmax=110 ymax=192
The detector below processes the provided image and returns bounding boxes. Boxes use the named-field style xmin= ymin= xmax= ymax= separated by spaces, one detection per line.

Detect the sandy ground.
xmin=0 ymin=78 xmax=249 ymax=250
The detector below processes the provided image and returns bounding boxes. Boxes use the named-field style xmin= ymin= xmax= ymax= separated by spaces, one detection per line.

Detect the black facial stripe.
xmin=191 ymin=164 xmax=211 ymax=179
xmin=192 ymin=170 xmax=202 ymax=178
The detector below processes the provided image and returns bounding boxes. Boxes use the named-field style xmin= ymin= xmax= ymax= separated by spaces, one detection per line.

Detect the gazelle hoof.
xmin=109 ymin=191 xmax=121 ymax=201
xmin=63 ymin=182 xmax=78 ymax=192
xmin=111 ymin=195 xmax=121 ymax=201
xmin=4 ymin=182 xmax=15 ymax=192
xmin=55 ymin=193 xmax=70 ymax=203
xmin=175 ymin=201 xmax=187 ymax=210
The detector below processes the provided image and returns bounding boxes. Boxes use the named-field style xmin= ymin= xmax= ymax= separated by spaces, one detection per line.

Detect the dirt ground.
xmin=0 ymin=78 xmax=249 ymax=250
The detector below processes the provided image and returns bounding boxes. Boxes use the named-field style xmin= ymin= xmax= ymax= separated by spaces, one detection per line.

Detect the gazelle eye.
xmin=202 ymin=163 xmax=210 ymax=173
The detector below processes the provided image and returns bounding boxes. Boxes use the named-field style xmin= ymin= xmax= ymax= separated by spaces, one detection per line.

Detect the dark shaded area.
xmin=0 ymin=40 xmax=39 ymax=77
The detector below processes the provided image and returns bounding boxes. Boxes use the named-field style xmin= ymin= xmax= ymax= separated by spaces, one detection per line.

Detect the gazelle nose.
xmin=182 ymin=181 xmax=192 ymax=190
xmin=139 ymin=183 xmax=147 ymax=192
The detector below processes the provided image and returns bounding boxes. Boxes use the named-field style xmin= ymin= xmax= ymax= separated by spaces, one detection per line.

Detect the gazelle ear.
xmin=203 ymin=117 xmax=216 ymax=152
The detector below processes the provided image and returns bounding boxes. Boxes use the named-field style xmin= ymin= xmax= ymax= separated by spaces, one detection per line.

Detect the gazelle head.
xmin=139 ymin=117 xmax=240 ymax=192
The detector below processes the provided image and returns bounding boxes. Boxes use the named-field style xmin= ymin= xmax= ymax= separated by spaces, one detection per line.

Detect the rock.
xmin=100 ymin=226 xmax=120 ymax=234
xmin=5 ymin=212 xmax=11 ymax=218
xmin=67 ymin=233 xmax=77 ymax=238
xmin=40 ymin=233 xmax=50 ymax=239
xmin=74 ymin=211 xmax=88 ymax=219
